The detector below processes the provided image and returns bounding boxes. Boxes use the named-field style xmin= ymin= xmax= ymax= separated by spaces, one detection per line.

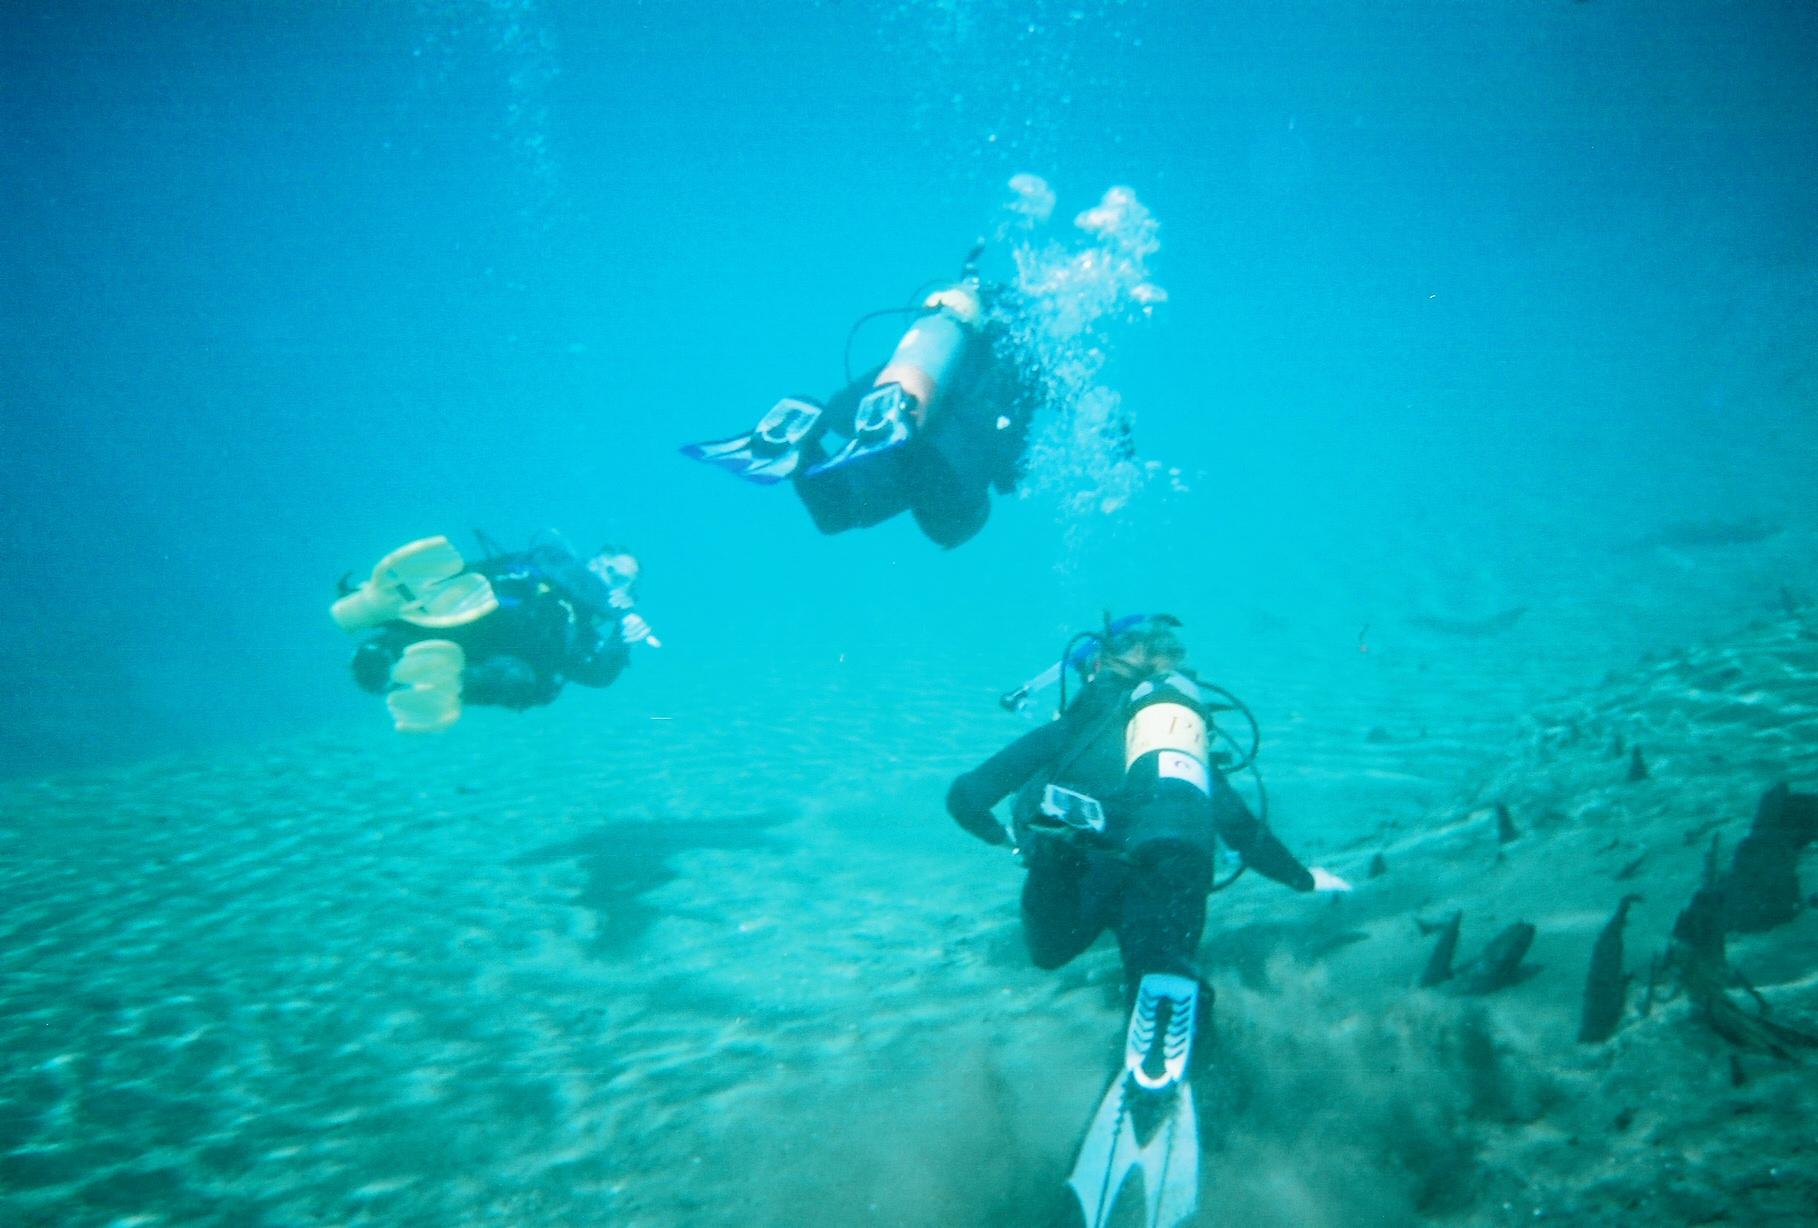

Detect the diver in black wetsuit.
xmin=949 ymin=615 xmax=1347 ymax=1228
xmin=331 ymin=533 xmax=655 ymax=732
xmin=947 ymin=616 xmax=1330 ymax=995
xmin=680 ymin=255 xmax=1046 ymax=549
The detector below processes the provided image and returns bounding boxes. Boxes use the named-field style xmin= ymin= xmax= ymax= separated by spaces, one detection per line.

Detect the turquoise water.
xmin=5 ymin=0 xmax=1813 ymax=774
xmin=4 ymin=3 xmax=1816 ymax=1225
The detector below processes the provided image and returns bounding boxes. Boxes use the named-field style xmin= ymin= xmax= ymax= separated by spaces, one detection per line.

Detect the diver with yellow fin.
xmin=331 ymin=531 xmax=656 ymax=732
xmin=679 ymin=246 xmax=1046 ymax=549
xmin=946 ymin=615 xmax=1351 ymax=1228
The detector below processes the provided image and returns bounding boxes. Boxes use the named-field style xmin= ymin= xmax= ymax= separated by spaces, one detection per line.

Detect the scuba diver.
xmin=330 ymin=531 xmax=657 ymax=733
xmin=947 ymin=614 xmax=1349 ymax=1228
xmin=679 ymin=246 xmax=1046 ymax=549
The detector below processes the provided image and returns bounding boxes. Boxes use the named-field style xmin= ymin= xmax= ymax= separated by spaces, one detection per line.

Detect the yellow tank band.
xmin=1125 ymin=701 xmax=1209 ymax=769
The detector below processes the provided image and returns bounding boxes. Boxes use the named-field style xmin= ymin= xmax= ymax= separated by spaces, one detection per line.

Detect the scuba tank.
xmin=1124 ymin=671 xmax=1214 ymax=803
xmin=809 ymin=279 xmax=984 ymax=476
xmin=1120 ymin=668 xmax=1257 ymax=889
xmin=874 ymin=280 xmax=982 ymax=427
xmin=1112 ymin=673 xmax=1214 ymax=855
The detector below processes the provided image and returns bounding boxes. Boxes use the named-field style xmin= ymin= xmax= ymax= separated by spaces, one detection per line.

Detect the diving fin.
xmin=400 ymin=572 xmax=497 ymax=629
xmin=805 ymin=382 xmax=916 ymax=477
xmin=1066 ymin=973 xmax=1203 ymax=1228
xmin=386 ymin=639 xmax=464 ymax=733
xmin=331 ymin=536 xmax=499 ymax=632
xmin=680 ymin=397 xmax=823 ymax=485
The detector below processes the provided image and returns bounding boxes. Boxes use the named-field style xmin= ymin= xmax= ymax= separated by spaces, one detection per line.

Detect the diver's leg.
xmin=1022 ymin=837 xmax=1119 ymax=970
xmin=352 ymin=628 xmax=425 ymax=694
xmin=909 ymin=456 xmax=991 ymax=548
xmin=793 ymin=466 xmax=864 ymax=535
xmin=1114 ymin=840 xmax=1214 ymax=993
xmin=793 ymin=444 xmax=915 ymax=536
xmin=903 ymin=364 xmax=1019 ymax=547
xmin=351 ymin=639 xmax=400 ymax=694
xmin=461 ymin=655 xmax=559 ymax=710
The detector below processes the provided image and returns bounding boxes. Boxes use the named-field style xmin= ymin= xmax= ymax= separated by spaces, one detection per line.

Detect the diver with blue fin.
xmin=679 ymin=246 xmax=1045 ymax=549
xmin=946 ymin=615 xmax=1351 ymax=1228
xmin=330 ymin=531 xmax=657 ymax=732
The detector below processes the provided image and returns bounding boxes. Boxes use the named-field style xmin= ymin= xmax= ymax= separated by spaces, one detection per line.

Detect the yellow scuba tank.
xmin=874 ymin=280 xmax=983 ymax=426
xmin=1124 ymin=672 xmax=1213 ymax=799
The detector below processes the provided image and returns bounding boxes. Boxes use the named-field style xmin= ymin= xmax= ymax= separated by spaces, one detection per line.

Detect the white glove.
xmin=1309 ymin=867 xmax=1352 ymax=893
xmin=620 ymin=613 xmax=661 ymax=648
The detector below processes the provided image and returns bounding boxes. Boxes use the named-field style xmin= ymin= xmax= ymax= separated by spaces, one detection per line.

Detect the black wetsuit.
xmin=794 ymin=298 xmax=1042 ymax=550
xmin=947 ymin=675 xmax=1314 ymax=991
xmin=351 ymin=543 xmax=629 ymax=710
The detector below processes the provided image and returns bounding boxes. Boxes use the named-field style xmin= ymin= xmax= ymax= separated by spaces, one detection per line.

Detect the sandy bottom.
xmin=2 ymin=611 xmax=1816 ymax=1226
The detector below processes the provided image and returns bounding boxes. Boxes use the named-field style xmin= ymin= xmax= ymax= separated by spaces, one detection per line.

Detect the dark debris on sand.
xmin=1192 ymin=614 xmax=1818 ymax=1228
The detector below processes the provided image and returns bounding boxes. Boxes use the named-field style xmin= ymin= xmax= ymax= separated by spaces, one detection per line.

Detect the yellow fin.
xmin=398 ymin=572 xmax=498 ymax=629
xmin=387 ymin=639 xmax=464 ymax=733
xmin=332 ymin=536 xmax=495 ymax=632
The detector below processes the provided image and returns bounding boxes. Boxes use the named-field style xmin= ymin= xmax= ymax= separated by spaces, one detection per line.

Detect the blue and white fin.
xmin=1127 ymin=972 xmax=1199 ymax=1092
xmin=804 ymin=382 xmax=916 ymax=476
xmin=1066 ymin=973 xmax=1202 ymax=1228
xmin=680 ymin=397 xmax=823 ymax=485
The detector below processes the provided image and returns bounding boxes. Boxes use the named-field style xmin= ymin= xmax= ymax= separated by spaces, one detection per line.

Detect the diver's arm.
xmin=1209 ymin=775 xmax=1316 ymax=891
xmin=564 ymin=620 xmax=630 ymax=688
xmin=527 ymin=543 xmax=622 ymax=622
xmin=946 ymin=719 xmax=1073 ymax=846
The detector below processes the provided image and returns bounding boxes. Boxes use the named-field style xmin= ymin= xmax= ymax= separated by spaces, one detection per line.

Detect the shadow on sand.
xmin=514 ymin=814 xmax=791 ymax=955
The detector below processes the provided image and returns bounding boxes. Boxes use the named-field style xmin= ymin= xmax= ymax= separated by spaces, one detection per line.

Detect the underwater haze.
xmin=5 ymin=0 xmax=1814 ymax=775
xmin=3 ymin=2 xmax=1817 ymax=1226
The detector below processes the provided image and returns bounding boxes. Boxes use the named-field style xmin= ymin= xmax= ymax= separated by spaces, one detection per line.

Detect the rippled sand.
xmin=2 ymin=615 xmax=1814 ymax=1225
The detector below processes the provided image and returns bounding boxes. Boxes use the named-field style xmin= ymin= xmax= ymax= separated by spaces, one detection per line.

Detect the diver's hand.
xmin=1309 ymin=867 xmax=1353 ymax=893
xmin=621 ymin=613 xmax=661 ymax=648
xmin=608 ymin=588 xmax=634 ymax=610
